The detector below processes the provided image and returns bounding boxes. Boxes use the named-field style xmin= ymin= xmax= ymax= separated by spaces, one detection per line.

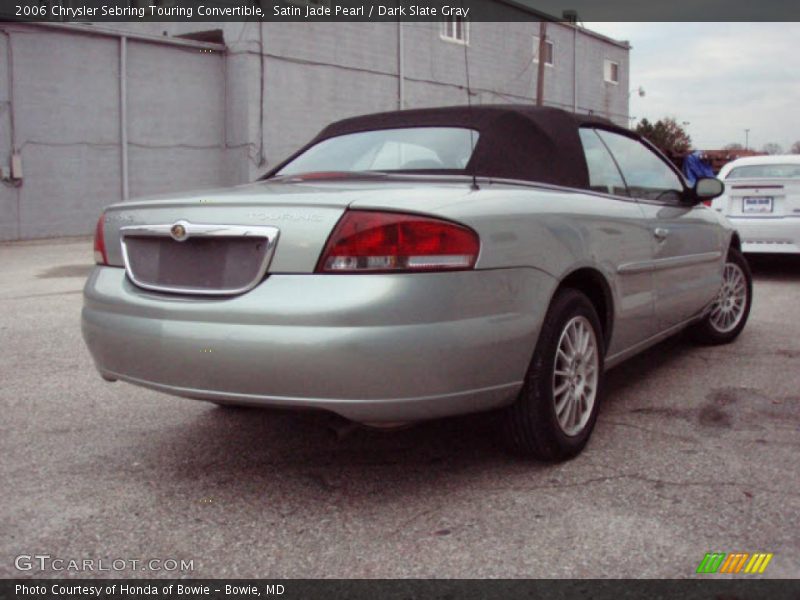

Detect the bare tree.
xmin=761 ymin=143 xmax=784 ymax=155
xmin=635 ymin=117 xmax=692 ymax=156
xmin=791 ymin=141 xmax=800 ymax=154
xmin=724 ymin=143 xmax=744 ymax=151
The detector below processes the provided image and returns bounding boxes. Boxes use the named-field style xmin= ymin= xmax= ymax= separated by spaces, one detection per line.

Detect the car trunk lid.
xmin=100 ymin=179 xmax=473 ymax=293
xmin=722 ymin=178 xmax=800 ymax=218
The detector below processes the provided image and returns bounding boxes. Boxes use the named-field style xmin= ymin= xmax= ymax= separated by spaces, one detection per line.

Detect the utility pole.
xmin=745 ymin=129 xmax=750 ymax=150
xmin=562 ymin=10 xmax=579 ymax=113
xmin=397 ymin=21 xmax=404 ymax=109
xmin=535 ymin=21 xmax=547 ymax=106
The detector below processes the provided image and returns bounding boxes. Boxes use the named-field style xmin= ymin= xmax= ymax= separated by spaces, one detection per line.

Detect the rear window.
xmin=276 ymin=127 xmax=479 ymax=176
xmin=726 ymin=164 xmax=800 ymax=179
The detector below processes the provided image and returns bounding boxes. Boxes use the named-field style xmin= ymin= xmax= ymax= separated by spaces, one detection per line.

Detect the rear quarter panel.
xmin=350 ymin=183 xmax=658 ymax=356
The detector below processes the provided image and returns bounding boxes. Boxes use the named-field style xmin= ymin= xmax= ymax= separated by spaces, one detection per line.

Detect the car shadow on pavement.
xmin=205 ymin=403 xmax=506 ymax=464
xmin=103 ymin=401 xmax=544 ymax=519
xmin=121 ymin=335 xmax=702 ymax=495
xmin=747 ymin=253 xmax=800 ymax=281
xmin=603 ymin=334 xmax=690 ymax=400
xmin=90 ymin=327 xmax=729 ymax=530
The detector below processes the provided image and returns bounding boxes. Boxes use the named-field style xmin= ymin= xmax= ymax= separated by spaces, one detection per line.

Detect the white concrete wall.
xmin=252 ymin=21 xmax=629 ymax=171
xmin=0 ymin=20 xmax=629 ymax=241
xmin=0 ymin=32 xmax=19 ymax=240
xmin=0 ymin=25 xmax=230 ymax=240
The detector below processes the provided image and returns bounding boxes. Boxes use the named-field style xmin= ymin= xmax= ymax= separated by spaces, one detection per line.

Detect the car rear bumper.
xmin=82 ymin=267 xmax=556 ymax=422
xmin=729 ymin=217 xmax=800 ymax=254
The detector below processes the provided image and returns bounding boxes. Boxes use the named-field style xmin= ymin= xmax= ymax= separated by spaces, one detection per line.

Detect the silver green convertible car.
xmin=82 ymin=105 xmax=752 ymax=460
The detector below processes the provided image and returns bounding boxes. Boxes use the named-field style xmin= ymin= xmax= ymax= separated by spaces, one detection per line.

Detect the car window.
xmin=363 ymin=142 xmax=441 ymax=171
xmin=277 ymin=127 xmax=478 ymax=175
xmin=595 ymin=130 xmax=684 ymax=203
xmin=726 ymin=164 xmax=800 ymax=179
xmin=578 ymin=128 xmax=629 ymax=196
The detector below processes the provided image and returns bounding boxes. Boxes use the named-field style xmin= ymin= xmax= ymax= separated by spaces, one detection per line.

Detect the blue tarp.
xmin=683 ymin=151 xmax=715 ymax=186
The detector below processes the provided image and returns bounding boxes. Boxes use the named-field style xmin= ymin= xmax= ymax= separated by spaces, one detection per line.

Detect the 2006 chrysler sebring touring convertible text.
xmin=82 ymin=106 xmax=753 ymax=460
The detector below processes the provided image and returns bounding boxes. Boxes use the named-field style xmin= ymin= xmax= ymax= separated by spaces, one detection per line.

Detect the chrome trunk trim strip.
xmin=119 ymin=221 xmax=280 ymax=296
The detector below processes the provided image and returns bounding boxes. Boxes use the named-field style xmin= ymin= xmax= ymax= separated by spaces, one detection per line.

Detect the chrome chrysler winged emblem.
xmin=170 ymin=222 xmax=188 ymax=241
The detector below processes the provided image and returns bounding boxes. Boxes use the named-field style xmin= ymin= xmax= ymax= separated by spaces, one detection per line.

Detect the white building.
xmin=0 ymin=13 xmax=629 ymax=240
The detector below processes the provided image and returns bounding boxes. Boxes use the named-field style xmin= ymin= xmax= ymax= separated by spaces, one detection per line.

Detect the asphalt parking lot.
xmin=1 ymin=238 xmax=798 ymax=579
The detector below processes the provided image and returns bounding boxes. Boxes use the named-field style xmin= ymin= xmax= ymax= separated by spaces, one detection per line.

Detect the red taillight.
xmin=317 ymin=210 xmax=480 ymax=273
xmin=93 ymin=214 xmax=108 ymax=265
xmin=702 ymin=199 xmax=713 ymax=207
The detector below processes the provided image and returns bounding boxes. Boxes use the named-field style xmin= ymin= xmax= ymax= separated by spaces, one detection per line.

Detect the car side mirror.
xmin=689 ymin=177 xmax=724 ymax=204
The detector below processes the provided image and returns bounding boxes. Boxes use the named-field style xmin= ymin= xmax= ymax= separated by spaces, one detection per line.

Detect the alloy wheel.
xmin=709 ymin=262 xmax=748 ymax=333
xmin=553 ymin=316 xmax=599 ymax=436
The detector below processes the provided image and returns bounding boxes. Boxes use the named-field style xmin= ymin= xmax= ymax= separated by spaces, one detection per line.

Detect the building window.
xmin=604 ymin=59 xmax=620 ymax=84
xmin=441 ymin=16 xmax=469 ymax=45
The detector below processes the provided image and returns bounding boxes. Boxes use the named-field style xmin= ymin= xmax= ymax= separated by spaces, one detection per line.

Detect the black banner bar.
xmin=2 ymin=0 xmax=800 ymax=23
xmin=3 ymin=580 xmax=800 ymax=600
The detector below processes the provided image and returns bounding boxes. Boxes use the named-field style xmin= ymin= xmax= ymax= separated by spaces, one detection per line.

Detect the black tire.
xmin=503 ymin=288 xmax=605 ymax=461
xmin=689 ymin=247 xmax=752 ymax=345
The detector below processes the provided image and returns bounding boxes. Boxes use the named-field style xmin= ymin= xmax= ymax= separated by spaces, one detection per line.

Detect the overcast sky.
xmin=586 ymin=22 xmax=800 ymax=153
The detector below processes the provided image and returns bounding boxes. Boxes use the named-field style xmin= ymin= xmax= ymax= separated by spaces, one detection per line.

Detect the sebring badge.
xmin=170 ymin=222 xmax=188 ymax=241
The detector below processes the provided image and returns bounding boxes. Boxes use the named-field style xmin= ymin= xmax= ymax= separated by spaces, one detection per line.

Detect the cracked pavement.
xmin=1 ymin=239 xmax=798 ymax=578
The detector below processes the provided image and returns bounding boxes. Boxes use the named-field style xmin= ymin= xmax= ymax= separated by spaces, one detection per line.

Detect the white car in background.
xmin=713 ymin=155 xmax=800 ymax=254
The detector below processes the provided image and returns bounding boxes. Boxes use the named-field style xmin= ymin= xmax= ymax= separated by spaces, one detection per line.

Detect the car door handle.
xmin=654 ymin=228 xmax=669 ymax=241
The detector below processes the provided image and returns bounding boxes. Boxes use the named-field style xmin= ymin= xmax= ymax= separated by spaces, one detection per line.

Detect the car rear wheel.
xmin=689 ymin=247 xmax=752 ymax=345
xmin=503 ymin=288 xmax=605 ymax=461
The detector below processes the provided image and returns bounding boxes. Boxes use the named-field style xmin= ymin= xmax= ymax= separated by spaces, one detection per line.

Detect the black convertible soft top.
xmin=268 ymin=105 xmax=634 ymax=190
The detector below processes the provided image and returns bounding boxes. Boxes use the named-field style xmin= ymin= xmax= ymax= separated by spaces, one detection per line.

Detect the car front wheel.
xmin=504 ymin=288 xmax=605 ymax=461
xmin=690 ymin=247 xmax=752 ymax=345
